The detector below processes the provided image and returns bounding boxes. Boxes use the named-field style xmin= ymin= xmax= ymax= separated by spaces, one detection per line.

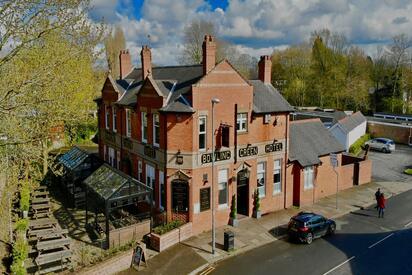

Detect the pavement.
xmin=134 ymin=179 xmax=412 ymax=275
xmin=212 ymin=186 xmax=412 ymax=275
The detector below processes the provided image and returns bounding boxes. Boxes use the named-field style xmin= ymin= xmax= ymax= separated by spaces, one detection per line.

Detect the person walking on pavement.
xmin=378 ymin=193 xmax=386 ymax=218
xmin=375 ymin=188 xmax=381 ymax=210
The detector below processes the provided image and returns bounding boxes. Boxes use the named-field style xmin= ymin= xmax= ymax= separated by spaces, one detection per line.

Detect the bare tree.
xmin=104 ymin=25 xmax=126 ymax=78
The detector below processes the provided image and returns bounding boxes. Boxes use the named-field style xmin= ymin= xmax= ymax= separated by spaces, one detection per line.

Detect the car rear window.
xmin=290 ymin=218 xmax=305 ymax=228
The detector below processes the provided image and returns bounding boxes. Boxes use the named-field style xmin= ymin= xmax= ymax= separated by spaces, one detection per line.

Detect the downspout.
xmin=284 ymin=113 xmax=289 ymax=209
xmin=234 ymin=104 xmax=238 ymax=164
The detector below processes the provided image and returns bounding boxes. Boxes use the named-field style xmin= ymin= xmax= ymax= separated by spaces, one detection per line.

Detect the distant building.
xmin=291 ymin=108 xmax=347 ymax=128
xmin=329 ymin=112 xmax=367 ymax=151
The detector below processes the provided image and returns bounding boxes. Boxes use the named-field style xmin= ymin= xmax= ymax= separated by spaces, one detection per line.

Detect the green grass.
xmin=349 ymin=134 xmax=371 ymax=156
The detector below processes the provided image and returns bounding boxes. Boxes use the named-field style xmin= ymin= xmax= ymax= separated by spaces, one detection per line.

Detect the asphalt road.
xmin=212 ymin=189 xmax=412 ymax=275
xmin=369 ymin=144 xmax=412 ymax=182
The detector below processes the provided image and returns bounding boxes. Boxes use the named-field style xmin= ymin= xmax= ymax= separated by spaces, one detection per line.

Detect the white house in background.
xmin=329 ymin=111 xmax=367 ymax=151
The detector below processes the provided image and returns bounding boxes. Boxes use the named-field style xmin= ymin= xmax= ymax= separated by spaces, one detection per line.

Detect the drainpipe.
xmin=234 ymin=104 xmax=238 ymax=164
xmin=284 ymin=113 xmax=289 ymax=209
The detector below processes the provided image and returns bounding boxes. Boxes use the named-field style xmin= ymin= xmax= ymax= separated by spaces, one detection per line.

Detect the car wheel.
xmin=383 ymin=147 xmax=389 ymax=153
xmin=306 ymin=233 xmax=313 ymax=244
xmin=328 ymin=224 xmax=336 ymax=235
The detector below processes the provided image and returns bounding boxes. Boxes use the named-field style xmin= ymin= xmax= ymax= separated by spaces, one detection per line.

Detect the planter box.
xmin=150 ymin=222 xmax=192 ymax=252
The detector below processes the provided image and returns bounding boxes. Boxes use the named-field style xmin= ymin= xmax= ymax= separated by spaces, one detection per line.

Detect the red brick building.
xmin=95 ymin=35 xmax=372 ymax=236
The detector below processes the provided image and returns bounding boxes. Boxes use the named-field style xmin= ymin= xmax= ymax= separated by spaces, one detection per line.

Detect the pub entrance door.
xmin=171 ymin=180 xmax=189 ymax=223
xmin=237 ymin=169 xmax=249 ymax=216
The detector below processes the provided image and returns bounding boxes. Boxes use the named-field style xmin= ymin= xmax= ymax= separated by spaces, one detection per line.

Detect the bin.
xmin=224 ymin=231 xmax=234 ymax=251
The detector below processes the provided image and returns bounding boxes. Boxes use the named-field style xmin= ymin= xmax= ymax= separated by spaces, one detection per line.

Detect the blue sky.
xmin=89 ymin=0 xmax=412 ymax=65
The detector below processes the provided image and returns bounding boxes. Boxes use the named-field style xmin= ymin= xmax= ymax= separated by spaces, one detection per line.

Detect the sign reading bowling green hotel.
xmin=200 ymin=142 xmax=283 ymax=164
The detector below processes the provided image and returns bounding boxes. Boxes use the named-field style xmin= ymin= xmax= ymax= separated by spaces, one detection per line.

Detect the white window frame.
xmin=236 ymin=113 xmax=248 ymax=132
xmin=304 ymin=166 xmax=314 ymax=190
xmin=116 ymin=151 xmax=120 ymax=169
xmin=199 ymin=116 xmax=207 ymax=151
xmin=141 ymin=112 xmax=147 ymax=143
xmin=126 ymin=109 xmax=132 ymax=137
xmin=105 ymin=106 xmax=110 ymax=129
xmin=146 ymin=164 xmax=156 ymax=205
xmin=273 ymin=159 xmax=282 ymax=194
xmin=108 ymin=147 xmax=115 ymax=167
xmin=218 ymin=169 xmax=228 ymax=208
xmin=153 ymin=113 xmax=160 ymax=147
xmin=257 ymin=162 xmax=266 ymax=197
xmin=112 ymin=107 xmax=117 ymax=132
xmin=138 ymin=160 xmax=143 ymax=181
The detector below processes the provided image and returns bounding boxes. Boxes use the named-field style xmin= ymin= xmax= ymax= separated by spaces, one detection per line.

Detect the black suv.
xmin=287 ymin=212 xmax=336 ymax=244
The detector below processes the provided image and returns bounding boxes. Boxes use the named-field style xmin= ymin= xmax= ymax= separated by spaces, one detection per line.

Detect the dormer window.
xmin=105 ymin=106 xmax=110 ymax=130
xmin=141 ymin=111 xmax=147 ymax=143
xmin=112 ymin=107 xmax=117 ymax=132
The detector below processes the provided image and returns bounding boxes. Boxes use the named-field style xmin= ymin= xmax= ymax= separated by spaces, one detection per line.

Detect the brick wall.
xmin=108 ymin=219 xmax=150 ymax=248
xmin=81 ymin=249 xmax=133 ymax=275
xmin=368 ymin=121 xmax=412 ymax=144
xmin=358 ymin=159 xmax=372 ymax=185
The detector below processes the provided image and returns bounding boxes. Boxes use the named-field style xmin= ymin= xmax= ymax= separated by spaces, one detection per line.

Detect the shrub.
xmin=19 ymin=185 xmax=30 ymax=212
xmin=152 ymin=220 xmax=184 ymax=235
xmin=404 ymin=169 xmax=412 ymax=175
xmin=253 ymin=189 xmax=260 ymax=212
xmin=349 ymin=134 xmax=371 ymax=156
xmin=230 ymin=194 xmax=237 ymax=219
xmin=15 ymin=219 xmax=29 ymax=233
xmin=11 ymin=236 xmax=28 ymax=275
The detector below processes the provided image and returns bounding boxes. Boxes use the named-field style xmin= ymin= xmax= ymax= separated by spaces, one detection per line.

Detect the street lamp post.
xmin=211 ymin=97 xmax=220 ymax=255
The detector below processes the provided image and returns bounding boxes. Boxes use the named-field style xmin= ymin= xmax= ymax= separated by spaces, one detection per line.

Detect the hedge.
xmin=10 ymin=236 xmax=28 ymax=275
xmin=152 ymin=220 xmax=184 ymax=235
xmin=14 ymin=219 xmax=29 ymax=233
xmin=349 ymin=134 xmax=371 ymax=156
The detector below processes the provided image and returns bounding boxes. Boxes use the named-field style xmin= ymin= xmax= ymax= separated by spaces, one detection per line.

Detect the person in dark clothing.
xmin=378 ymin=193 xmax=386 ymax=218
xmin=375 ymin=188 xmax=381 ymax=209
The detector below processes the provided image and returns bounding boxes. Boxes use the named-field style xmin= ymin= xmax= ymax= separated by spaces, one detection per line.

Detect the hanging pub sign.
xmin=201 ymin=150 xmax=231 ymax=164
xmin=200 ymin=187 xmax=210 ymax=212
xmin=265 ymin=142 xmax=283 ymax=153
xmin=238 ymin=146 xmax=258 ymax=157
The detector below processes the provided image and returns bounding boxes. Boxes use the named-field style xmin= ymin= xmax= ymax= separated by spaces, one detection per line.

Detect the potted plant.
xmin=252 ymin=189 xmax=261 ymax=219
xmin=229 ymin=194 xmax=238 ymax=227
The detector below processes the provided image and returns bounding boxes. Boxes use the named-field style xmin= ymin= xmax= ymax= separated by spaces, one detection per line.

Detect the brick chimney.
xmin=119 ymin=50 xmax=132 ymax=79
xmin=202 ymin=34 xmax=216 ymax=75
xmin=141 ymin=45 xmax=152 ymax=80
xmin=258 ymin=55 xmax=272 ymax=84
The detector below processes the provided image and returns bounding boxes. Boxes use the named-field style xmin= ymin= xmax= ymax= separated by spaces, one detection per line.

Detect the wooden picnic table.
xmin=33 ymin=212 xmax=51 ymax=219
xmin=29 ymin=228 xmax=68 ymax=238
xmin=35 ymin=186 xmax=48 ymax=192
xmin=29 ymin=218 xmax=57 ymax=230
xmin=37 ymin=237 xmax=70 ymax=252
xmin=35 ymin=249 xmax=71 ymax=266
xmin=31 ymin=197 xmax=50 ymax=205
xmin=32 ymin=191 xmax=49 ymax=198
xmin=31 ymin=203 xmax=51 ymax=212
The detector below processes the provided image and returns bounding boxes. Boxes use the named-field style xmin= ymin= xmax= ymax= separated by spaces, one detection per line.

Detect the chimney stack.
xmin=119 ymin=50 xmax=131 ymax=79
xmin=141 ymin=45 xmax=152 ymax=80
xmin=202 ymin=34 xmax=216 ymax=75
xmin=258 ymin=55 xmax=272 ymax=84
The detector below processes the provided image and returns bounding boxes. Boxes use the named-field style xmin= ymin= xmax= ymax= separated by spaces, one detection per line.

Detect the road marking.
xmin=404 ymin=221 xmax=412 ymax=228
xmin=368 ymin=233 xmax=394 ymax=249
xmin=322 ymin=256 xmax=356 ymax=275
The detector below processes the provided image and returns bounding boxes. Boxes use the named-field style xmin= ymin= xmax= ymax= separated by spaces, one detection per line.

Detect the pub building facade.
xmin=96 ymin=35 xmax=294 ymax=235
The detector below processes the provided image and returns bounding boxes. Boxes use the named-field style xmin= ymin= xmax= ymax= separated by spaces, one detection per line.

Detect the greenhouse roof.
xmin=83 ymin=164 xmax=151 ymax=202
xmin=58 ymin=146 xmax=89 ymax=170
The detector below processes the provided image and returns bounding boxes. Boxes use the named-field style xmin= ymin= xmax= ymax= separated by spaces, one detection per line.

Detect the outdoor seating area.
xmin=83 ymin=164 xmax=153 ymax=248
xmin=25 ymin=186 xmax=72 ymax=274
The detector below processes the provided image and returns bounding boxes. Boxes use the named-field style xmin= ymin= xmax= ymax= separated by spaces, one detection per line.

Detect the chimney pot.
xmin=258 ymin=55 xmax=272 ymax=84
xmin=119 ymin=49 xmax=132 ymax=80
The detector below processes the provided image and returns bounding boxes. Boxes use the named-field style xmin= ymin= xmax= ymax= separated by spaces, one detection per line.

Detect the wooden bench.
xmin=29 ymin=218 xmax=57 ymax=230
xmin=32 ymin=191 xmax=49 ymax=198
xmin=32 ymin=197 xmax=50 ymax=205
xmin=37 ymin=237 xmax=70 ymax=252
xmin=35 ymin=186 xmax=48 ymax=192
xmin=36 ymin=260 xmax=71 ymax=275
xmin=35 ymin=249 xmax=71 ymax=266
xmin=29 ymin=228 xmax=68 ymax=239
xmin=32 ymin=212 xmax=51 ymax=219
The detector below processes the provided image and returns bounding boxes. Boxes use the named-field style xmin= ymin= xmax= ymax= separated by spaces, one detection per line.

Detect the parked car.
xmin=365 ymin=138 xmax=395 ymax=153
xmin=287 ymin=212 xmax=336 ymax=244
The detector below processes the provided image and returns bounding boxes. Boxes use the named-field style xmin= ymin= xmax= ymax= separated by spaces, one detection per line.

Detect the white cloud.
xmin=89 ymin=0 xmax=412 ymax=66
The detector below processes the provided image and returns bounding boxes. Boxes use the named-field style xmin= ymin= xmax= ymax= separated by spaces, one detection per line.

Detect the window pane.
xmin=218 ymin=170 xmax=228 ymax=205
xmin=199 ymin=117 xmax=206 ymax=150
